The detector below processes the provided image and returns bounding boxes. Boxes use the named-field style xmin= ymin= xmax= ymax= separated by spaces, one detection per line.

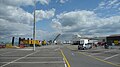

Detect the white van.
xmin=78 ymin=39 xmax=92 ymax=50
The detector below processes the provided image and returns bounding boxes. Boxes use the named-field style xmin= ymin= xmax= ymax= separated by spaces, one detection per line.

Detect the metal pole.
xmin=33 ymin=0 xmax=36 ymax=51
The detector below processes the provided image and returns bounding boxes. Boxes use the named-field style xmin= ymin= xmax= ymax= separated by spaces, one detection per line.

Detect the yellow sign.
xmin=114 ymin=40 xmax=119 ymax=45
xmin=21 ymin=40 xmax=41 ymax=46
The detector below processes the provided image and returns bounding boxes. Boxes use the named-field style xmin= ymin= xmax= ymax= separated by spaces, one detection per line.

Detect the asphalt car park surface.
xmin=0 ymin=45 xmax=65 ymax=67
xmin=0 ymin=45 xmax=120 ymax=67
xmin=82 ymin=48 xmax=120 ymax=65
xmin=66 ymin=45 xmax=120 ymax=67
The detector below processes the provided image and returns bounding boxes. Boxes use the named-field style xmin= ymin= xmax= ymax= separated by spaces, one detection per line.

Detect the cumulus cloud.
xmin=0 ymin=0 xmax=51 ymax=6
xmin=0 ymin=3 xmax=33 ymax=39
xmin=59 ymin=0 xmax=68 ymax=3
xmin=35 ymin=30 xmax=59 ymax=40
xmin=38 ymin=0 xmax=51 ymax=5
xmin=95 ymin=0 xmax=120 ymax=9
xmin=35 ymin=8 xmax=55 ymax=21
xmin=0 ymin=0 xmax=52 ymax=42
xmin=0 ymin=18 xmax=33 ymax=42
xmin=0 ymin=4 xmax=33 ymax=25
xmin=51 ymin=10 xmax=120 ymax=37
xmin=94 ymin=0 xmax=120 ymax=17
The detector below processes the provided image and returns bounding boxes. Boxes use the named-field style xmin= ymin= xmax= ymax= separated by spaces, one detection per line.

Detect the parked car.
xmin=78 ymin=43 xmax=92 ymax=50
xmin=0 ymin=44 xmax=6 ymax=48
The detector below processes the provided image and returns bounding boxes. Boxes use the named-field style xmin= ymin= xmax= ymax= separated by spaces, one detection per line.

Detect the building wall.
xmin=106 ymin=36 xmax=120 ymax=45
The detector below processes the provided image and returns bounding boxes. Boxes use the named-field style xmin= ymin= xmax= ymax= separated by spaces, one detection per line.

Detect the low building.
xmin=106 ymin=34 xmax=120 ymax=46
xmin=71 ymin=35 xmax=99 ymax=45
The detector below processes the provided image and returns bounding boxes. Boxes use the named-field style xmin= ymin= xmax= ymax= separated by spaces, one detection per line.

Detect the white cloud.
xmin=0 ymin=0 xmax=51 ymax=6
xmin=38 ymin=0 xmax=51 ymax=5
xmin=95 ymin=0 xmax=120 ymax=11
xmin=35 ymin=8 xmax=55 ymax=21
xmin=119 ymin=8 xmax=120 ymax=10
xmin=97 ymin=0 xmax=119 ymax=9
xmin=0 ymin=0 xmax=34 ymax=6
xmin=59 ymin=0 xmax=68 ymax=3
xmin=0 ymin=5 xmax=33 ymax=25
xmin=0 ymin=3 xmax=34 ymax=37
xmin=0 ymin=18 xmax=33 ymax=38
xmin=51 ymin=19 xmax=62 ymax=29
xmin=94 ymin=0 xmax=120 ymax=17
xmin=0 ymin=0 xmax=61 ymax=42
xmin=56 ymin=0 xmax=68 ymax=4
xmin=36 ymin=30 xmax=54 ymax=40
xmin=108 ymin=0 xmax=118 ymax=6
xmin=0 ymin=0 xmax=53 ymax=42
xmin=0 ymin=1 xmax=36 ymax=42
xmin=51 ymin=10 xmax=120 ymax=37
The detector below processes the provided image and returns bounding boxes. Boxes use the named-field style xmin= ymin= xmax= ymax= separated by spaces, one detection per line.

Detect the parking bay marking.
xmin=0 ymin=50 xmax=40 ymax=67
xmin=0 ymin=51 xmax=17 ymax=56
xmin=78 ymin=52 xmax=120 ymax=67
xmin=104 ymin=54 xmax=119 ymax=60
xmin=0 ymin=61 xmax=64 ymax=64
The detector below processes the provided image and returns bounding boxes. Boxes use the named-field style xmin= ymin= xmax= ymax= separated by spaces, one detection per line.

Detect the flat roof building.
xmin=106 ymin=34 xmax=120 ymax=46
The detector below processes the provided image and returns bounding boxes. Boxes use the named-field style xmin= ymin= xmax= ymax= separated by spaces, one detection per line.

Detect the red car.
xmin=0 ymin=44 xmax=6 ymax=48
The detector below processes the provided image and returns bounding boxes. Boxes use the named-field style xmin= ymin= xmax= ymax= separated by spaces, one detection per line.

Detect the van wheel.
xmin=84 ymin=47 xmax=87 ymax=50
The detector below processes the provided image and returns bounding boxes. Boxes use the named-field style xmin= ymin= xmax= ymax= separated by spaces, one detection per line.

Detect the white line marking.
xmin=104 ymin=49 xmax=117 ymax=53
xmin=104 ymin=54 xmax=119 ymax=60
xmin=0 ymin=51 xmax=39 ymax=67
xmin=0 ymin=51 xmax=17 ymax=55
xmin=0 ymin=61 xmax=64 ymax=64
xmin=17 ymin=49 xmax=33 ymax=50
xmin=26 ymin=57 xmax=62 ymax=59
xmin=54 ymin=48 xmax=60 ymax=51
xmin=63 ymin=58 xmax=67 ymax=67
xmin=72 ymin=52 xmax=75 ymax=56
xmin=65 ymin=63 xmax=67 ymax=67
xmin=90 ymin=53 xmax=101 ymax=56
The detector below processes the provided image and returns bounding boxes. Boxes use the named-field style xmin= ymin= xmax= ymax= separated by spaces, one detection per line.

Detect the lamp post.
xmin=33 ymin=0 xmax=36 ymax=51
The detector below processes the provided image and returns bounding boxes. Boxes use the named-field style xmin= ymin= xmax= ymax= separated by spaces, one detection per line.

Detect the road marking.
xmin=72 ymin=53 xmax=75 ymax=56
xmin=104 ymin=49 xmax=116 ymax=52
xmin=0 ymin=61 xmax=64 ymax=64
xmin=78 ymin=52 xmax=120 ymax=67
xmin=104 ymin=54 xmax=119 ymax=60
xmin=17 ymin=49 xmax=33 ymax=50
xmin=26 ymin=57 xmax=62 ymax=59
xmin=0 ymin=51 xmax=17 ymax=55
xmin=0 ymin=50 xmax=39 ymax=67
xmin=63 ymin=58 xmax=67 ymax=67
xmin=60 ymin=49 xmax=70 ymax=67
xmin=90 ymin=53 xmax=101 ymax=55
xmin=54 ymin=47 xmax=60 ymax=51
xmin=65 ymin=63 xmax=67 ymax=67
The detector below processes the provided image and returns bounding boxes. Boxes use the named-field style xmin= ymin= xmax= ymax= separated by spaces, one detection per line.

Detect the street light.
xmin=33 ymin=0 xmax=36 ymax=51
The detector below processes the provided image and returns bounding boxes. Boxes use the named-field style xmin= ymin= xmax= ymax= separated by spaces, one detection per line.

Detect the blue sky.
xmin=0 ymin=0 xmax=120 ymax=42
xmin=21 ymin=0 xmax=102 ymax=32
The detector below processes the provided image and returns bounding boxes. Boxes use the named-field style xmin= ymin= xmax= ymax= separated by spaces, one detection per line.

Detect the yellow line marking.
xmin=78 ymin=52 xmax=120 ymax=67
xmin=60 ymin=49 xmax=71 ymax=67
xmin=66 ymin=46 xmax=120 ymax=67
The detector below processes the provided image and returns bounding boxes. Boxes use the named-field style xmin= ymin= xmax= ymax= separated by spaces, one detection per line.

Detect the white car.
xmin=78 ymin=43 xmax=92 ymax=50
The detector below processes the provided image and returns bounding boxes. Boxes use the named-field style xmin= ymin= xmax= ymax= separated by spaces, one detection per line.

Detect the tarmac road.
xmin=61 ymin=45 xmax=120 ymax=67
xmin=0 ymin=45 xmax=65 ymax=67
xmin=0 ymin=45 xmax=120 ymax=67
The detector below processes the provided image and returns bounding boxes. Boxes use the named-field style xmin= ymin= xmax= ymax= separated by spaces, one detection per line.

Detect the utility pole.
xmin=33 ymin=0 xmax=36 ymax=51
